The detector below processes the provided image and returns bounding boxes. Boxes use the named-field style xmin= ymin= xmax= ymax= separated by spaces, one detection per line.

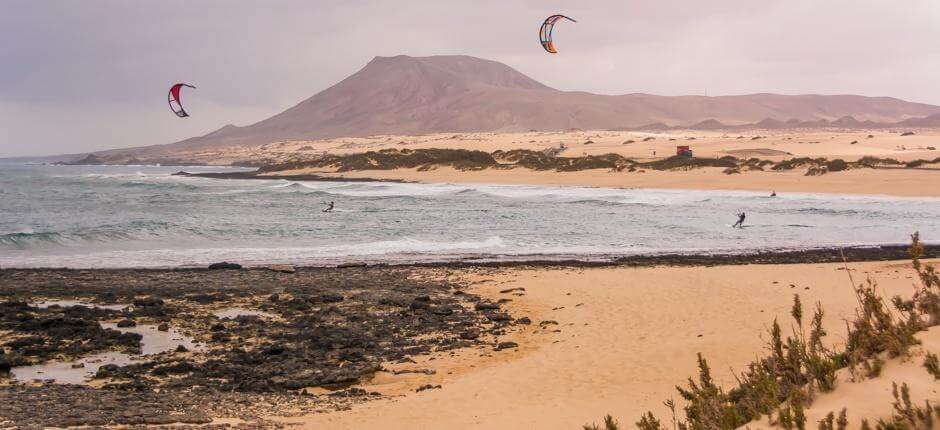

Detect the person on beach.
xmin=733 ymin=212 xmax=746 ymax=228
xmin=323 ymin=201 xmax=334 ymax=213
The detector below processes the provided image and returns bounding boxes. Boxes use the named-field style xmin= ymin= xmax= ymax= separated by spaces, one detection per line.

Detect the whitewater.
xmin=1 ymin=164 xmax=939 ymax=268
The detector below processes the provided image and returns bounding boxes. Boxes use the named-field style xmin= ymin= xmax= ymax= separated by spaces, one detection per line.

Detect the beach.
xmin=3 ymin=255 xmax=939 ymax=428
xmin=292 ymin=259 xmax=940 ymax=429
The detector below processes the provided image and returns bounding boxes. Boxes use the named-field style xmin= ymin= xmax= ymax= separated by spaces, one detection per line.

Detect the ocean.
xmin=1 ymin=164 xmax=938 ymax=268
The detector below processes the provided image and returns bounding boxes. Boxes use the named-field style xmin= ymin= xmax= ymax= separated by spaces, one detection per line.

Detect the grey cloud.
xmin=2 ymin=0 xmax=939 ymax=156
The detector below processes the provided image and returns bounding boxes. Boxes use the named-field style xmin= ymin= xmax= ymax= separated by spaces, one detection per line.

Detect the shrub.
xmin=826 ymin=159 xmax=848 ymax=172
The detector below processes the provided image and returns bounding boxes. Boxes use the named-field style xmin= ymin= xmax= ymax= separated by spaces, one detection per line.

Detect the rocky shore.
xmin=0 ymin=266 xmax=520 ymax=427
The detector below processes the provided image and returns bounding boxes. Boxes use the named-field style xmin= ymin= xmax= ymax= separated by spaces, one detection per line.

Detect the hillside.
xmin=98 ymin=55 xmax=940 ymax=160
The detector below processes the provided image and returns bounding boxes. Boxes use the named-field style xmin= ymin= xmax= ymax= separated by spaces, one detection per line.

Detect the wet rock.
xmin=96 ymin=364 xmax=120 ymax=378
xmin=516 ymin=317 xmax=532 ymax=325
xmin=207 ymin=262 xmax=242 ymax=270
xmin=539 ymin=320 xmax=559 ymax=327
xmin=71 ymin=363 xmax=85 ymax=369
xmin=268 ymin=293 xmax=280 ymax=302
xmin=116 ymin=319 xmax=137 ymax=328
xmin=175 ymin=345 xmax=189 ymax=353
xmin=157 ymin=322 xmax=169 ymax=332
xmin=337 ymin=262 xmax=367 ymax=268
xmin=495 ymin=341 xmax=519 ymax=351
xmin=499 ymin=287 xmax=525 ymax=294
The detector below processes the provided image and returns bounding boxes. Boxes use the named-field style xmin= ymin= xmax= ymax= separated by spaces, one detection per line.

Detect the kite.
xmin=168 ymin=83 xmax=196 ymax=118
xmin=539 ymin=14 xmax=576 ymax=54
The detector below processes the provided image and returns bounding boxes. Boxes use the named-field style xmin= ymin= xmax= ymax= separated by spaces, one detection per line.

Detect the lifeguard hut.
xmin=676 ymin=145 xmax=693 ymax=157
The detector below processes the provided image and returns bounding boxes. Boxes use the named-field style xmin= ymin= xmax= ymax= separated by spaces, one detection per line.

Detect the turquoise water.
xmin=1 ymin=164 xmax=938 ymax=268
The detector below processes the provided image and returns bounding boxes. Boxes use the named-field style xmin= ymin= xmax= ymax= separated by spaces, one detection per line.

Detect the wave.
xmin=0 ymin=231 xmax=68 ymax=248
xmin=0 ymin=221 xmax=185 ymax=249
xmin=0 ymin=236 xmax=510 ymax=268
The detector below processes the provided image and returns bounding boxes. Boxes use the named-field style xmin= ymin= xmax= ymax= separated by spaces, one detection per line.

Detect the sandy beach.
xmin=290 ymin=259 xmax=940 ymax=429
xmin=297 ymin=166 xmax=940 ymax=198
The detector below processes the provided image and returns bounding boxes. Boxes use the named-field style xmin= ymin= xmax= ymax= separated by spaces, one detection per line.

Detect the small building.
xmin=676 ymin=145 xmax=693 ymax=157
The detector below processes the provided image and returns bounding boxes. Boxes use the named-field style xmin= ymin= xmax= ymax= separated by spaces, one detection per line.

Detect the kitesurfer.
xmin=323 ymin=201 xmax=335 ymax=213
xmin=733 ymin=212 xmax=746 ymax=228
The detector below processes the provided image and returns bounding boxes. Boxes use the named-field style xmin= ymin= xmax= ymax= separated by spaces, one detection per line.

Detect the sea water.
xmin=1 ymin=164 xmax=938 ymax=268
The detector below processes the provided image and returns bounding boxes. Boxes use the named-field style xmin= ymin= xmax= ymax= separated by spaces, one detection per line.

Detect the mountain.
xmin=113 ymin=55 xmax=940 ymax=157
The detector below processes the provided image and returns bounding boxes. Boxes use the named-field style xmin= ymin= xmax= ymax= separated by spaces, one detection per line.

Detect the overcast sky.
xmin=2 ymin=0 xmax=939 ymax=157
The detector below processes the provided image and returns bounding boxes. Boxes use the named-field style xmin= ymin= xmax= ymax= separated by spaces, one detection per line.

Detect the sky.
xmin=2 ymin=0 xmax=940 ymax=157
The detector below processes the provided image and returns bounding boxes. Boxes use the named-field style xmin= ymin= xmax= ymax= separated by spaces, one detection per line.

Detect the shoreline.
xmin=172 ymin=165 xmax=940 ymax=198
xmin=172 ymin=170 xmax=408 ymax=183
xmin=3 ymin=244 xmax=938 ymax=272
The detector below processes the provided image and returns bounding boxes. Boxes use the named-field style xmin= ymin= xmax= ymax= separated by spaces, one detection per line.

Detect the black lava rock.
xmin=208 ymin=262 xmax=242 ymax=270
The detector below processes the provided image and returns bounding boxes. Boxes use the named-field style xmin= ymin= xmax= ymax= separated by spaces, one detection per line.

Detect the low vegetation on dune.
xmin=258 ymin=148 xmax=499 ymax=173
xmin=254 ymin=149 xmax=940 ymax=176
xmin=584 ymin=234 xmax=940 ymax=430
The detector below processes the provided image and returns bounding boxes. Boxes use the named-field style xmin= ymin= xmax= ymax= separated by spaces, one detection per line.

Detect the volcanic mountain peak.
xmin=113 ymin=54 xmax=940 ymax=157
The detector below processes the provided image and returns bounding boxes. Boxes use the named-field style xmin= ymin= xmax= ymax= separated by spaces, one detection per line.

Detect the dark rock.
xmin=416 ymin=384 xmax=442 ymax=392
xmin=432 ymin=307 xmax=454 ymax=316
xmin=317 ymin=294 xmax=344 ymax=303
xmin=175 ymin=345 xmax=189 ymax=353
xmin=409 ymin=299 xmax=431 ymax=311
xmin=95 ymin=364 xmax=120 ymax=378
xmin=116 ymin=319 xmax=137 ymax=328
xmin=484 ymin=312 xmax=512 ymax=322
xmin=263 ymin=346 xmax=285 ymax=356
xmin=516 ymin=317 xmax=532 ymax=325
xmin=495 ymin=341 xmax=519 ymax=351
xmin=133 ymin=298 xmax=164 ymax=307
xmin=337 ymin=262 xmax=367 ymax=268
xmin=265 ymin=264 xmax=296 ymax=273
xmin=459 ymin=329 xmax=480 ymax=340
xmin=157 ymin=323 xmax=169 ymax=332
xmin=207 ymin=262 xmax=241 ymax=270
xmin=474 ymin=302 xmax=500 ymax=311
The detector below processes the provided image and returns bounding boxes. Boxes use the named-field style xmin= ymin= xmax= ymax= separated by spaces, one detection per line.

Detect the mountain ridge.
xmin=106 ymin=54 xmax=940 ymax=158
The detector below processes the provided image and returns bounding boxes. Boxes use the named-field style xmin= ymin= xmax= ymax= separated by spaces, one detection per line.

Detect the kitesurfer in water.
xmin=733 ymin=212 xmax=746 ymax=228
xmin=323 ymin=201 xmax=334 ymax=213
